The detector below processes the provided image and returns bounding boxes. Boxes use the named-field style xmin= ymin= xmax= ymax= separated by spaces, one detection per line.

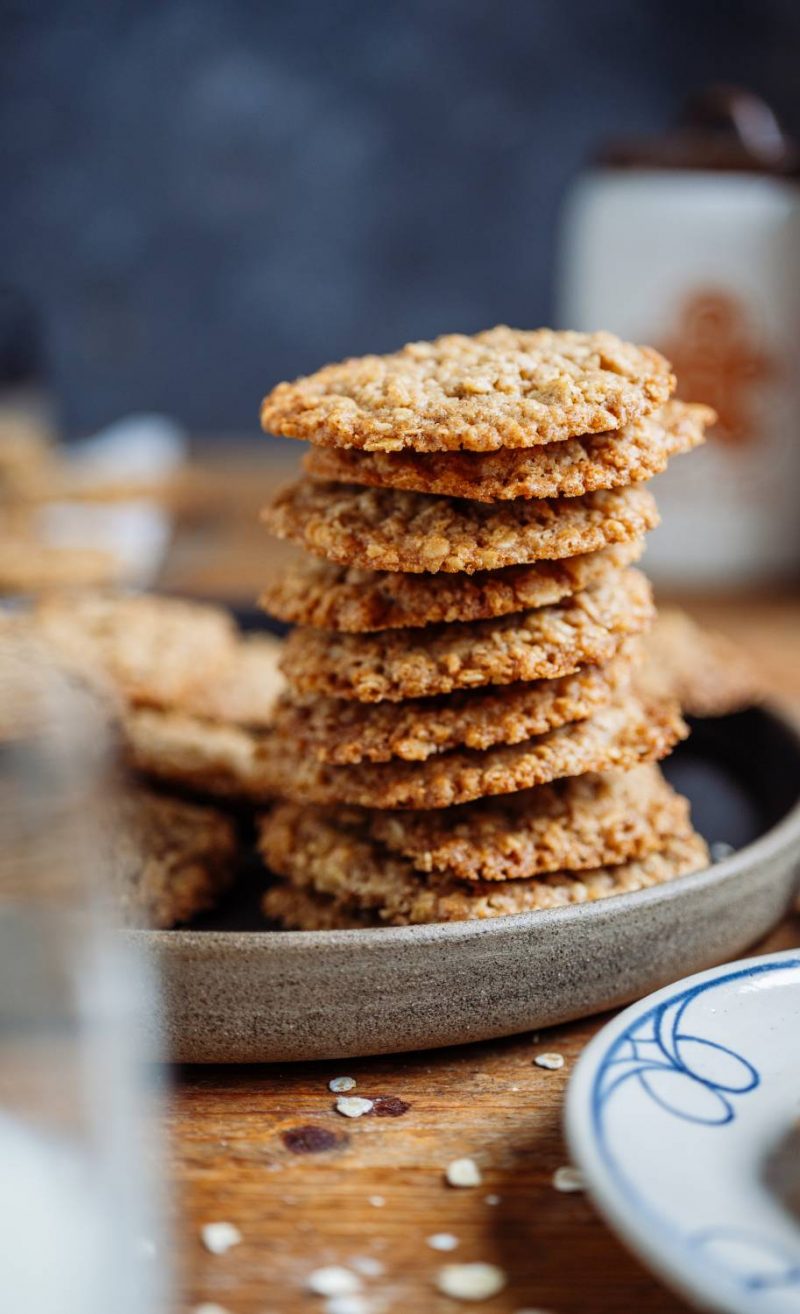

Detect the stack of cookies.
xmin=16 ymin=592 xmax=286 ymax=926
xmin=255 ymin=327 xmax=714 ymax=928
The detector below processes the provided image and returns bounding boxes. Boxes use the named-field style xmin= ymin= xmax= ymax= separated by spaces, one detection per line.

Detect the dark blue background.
xmin=2 ymin=0 xmax=799 ymax=435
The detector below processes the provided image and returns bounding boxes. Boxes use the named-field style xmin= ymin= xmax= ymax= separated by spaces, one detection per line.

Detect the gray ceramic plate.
xmin=127 ymin=706 xmax=800 ymax=1063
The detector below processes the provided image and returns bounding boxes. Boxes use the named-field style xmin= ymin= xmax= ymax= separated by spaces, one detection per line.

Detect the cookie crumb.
xmin=307 ymin=1266 xmax=362 ymax=1297
xmin=533 ymin=1052 xmax=565 ymax=1070
xmin=200 ymin=1222 xmax=242 ymax=1255
xmin=484 ymin=1194 xmax=501 ymax=1206
xmin=446 ymin=1157 xmax=482 ymax=1188
xmin=368 ymin=1194 xmax=385 ymax=1207
xmin=335 ymin=1096 xmax=374 ymax=1119
xmin=329 ymin=1075 xmax=357 ymax=1093
xmin=427 ymin=1233 xmax=459 ymax=1251
xmin=436 ymin=1262 xmax=507 ymax=1301
xmin=553 ymin=1165 xmax=585 ymax=1193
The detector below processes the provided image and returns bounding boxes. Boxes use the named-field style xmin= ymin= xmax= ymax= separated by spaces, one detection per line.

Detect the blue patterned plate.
xmin=566 ymin=950 xmax=800 ymax=1313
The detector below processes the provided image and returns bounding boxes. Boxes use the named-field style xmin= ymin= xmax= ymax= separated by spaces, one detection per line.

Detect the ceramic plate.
xmin=128 ymin=706 xmax=800 ymax=1062
xmin=566 ymin=949 xmax=800 ymax=1314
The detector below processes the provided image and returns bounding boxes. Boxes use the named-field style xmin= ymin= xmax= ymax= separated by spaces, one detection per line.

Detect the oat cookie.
xmin=123 ymin=707 xmax=273 ymax=801
xmin=273 ymin=644 xmax=636 ymax=764
xmin=637 ymin=608 xmax=762 ymax=717
xmin=260 ymin=812 xmax=708 ymax=926
xmin=259 ymin=694 xmax=687 ymax=809
xmin=304 ymin=401 xmax=712 ymax=501
xmin=113 ymin=788 xmax=237 ymax=928
xmin=177 ymin=634 xmax=286 ymax=727
xmin=280 ymin=570 xmax=653 ymax=702
xmin=368 ymin=765 xmax=690 ymax=880
xmin=262 ymin=479 xmax=658 ymax=574
xmin=259 ymin=540 xmax=642 ymax=632
xmin=260 ymin=327 xmax=674 ymax=453
xmin=34 ymin=590 xmax=237 ymax=708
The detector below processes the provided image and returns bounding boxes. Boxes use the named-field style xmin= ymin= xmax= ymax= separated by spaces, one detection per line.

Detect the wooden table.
xmin=161 ymin=445 xmax=800 ymax=1314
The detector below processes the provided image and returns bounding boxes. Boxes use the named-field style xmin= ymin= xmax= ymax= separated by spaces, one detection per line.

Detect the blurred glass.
xmin=0 ymin=635 xmax=168 ymax=1314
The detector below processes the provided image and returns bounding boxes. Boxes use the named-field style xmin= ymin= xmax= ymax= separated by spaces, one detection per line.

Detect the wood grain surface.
xmin=161 ymin=445 xmax=800 ymax=1314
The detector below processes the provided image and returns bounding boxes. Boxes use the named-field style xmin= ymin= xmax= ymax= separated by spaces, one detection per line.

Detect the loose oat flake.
xmin=484 ymin=1194 xmax=501 ymax=1206
xmin=307 ymin=1265 xmax=362 ymax=1297
xmin=329 ymin=1075 xmax=357 ymax=1093
xmin=368 ymin=1194 xmax=385 ymax=1207
xmin=427 ymin=1233 xmax=459 ymax=1251
xmin=352 ymin=1256 xmax=384 ymax=1277
xmin=335 ymin=1095 xmax=374 ymax=1118
xmin=326 ymin=1296 xmax=369 ymax=1314
xmin=533 ymin=1052 xmax=565 ymax=1070
xmin=436 ymin=1262 xmax=508 ymax=1302
xmin=446 ymin=1157 xmax=483 ymax=1188
xmin=553 ymin=1165 xmax=585 ymax=1192
xmin=200 ymin=1222 xmax=242 ymax=1254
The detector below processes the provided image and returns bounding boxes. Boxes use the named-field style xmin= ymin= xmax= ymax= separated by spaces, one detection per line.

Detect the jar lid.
xmin=596 ymin=85 xmax=798 ymax=176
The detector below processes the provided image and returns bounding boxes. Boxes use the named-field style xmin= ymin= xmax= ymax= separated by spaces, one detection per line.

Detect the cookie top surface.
xmin=112 ymin=787 xmax=237 ymax=928
xmin=260 ymin=693 xmax=686 ymax=809
xmin=368 ymin=764 xmax=690 ymax=880
xmin=260 ymin=540 xmax=642 ymax=633
xmin=260 ymin=327 xmax=674 ymax=453
xmin=274 ymin=643 xmax=635 ymax=765
xmin=262 ymin=479 xmax=658 ymax=574
xmin=280 ymin=569 xmax=653 ymax=702
xmin=304 ymin=400 xmax=712 ymax=501
xmin=260 ymin=814 xmax=708 ymax=925
xmin=34 ymin=590 xmax=237 ymax=708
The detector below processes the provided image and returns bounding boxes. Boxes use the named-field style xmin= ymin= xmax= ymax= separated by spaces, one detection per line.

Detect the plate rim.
xmin=564 ymin=946 xmax=800 ymax=1314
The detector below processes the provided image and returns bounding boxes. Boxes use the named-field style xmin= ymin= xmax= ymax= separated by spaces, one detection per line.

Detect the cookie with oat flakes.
xmin=113 ymin=787 xmax=237 ymax=928
xmin=368 ymin=764 xmax=689 ymax=880
xmin=258 ymin=694 xmax=687 ymax=810
xmin=260 ymin=817 xmax=708 ymax=926
xmin=34 ymin=590 xmax=237 ymax=709
xmin=272 ymin=643 xmax=636 ymax=765
xmin=259 ymin=540 xmax=642 ymax=633
xmin=262 ymin=480 xmax=658 ymax=574
xmin=123 ymin=707 xmax=273 ymax=801
xmin=260 ymin=327 xmax=674 ymax=454
xmin=303 ymin=400 xmax=712 ymax=502
xmin=279 ymin=570 xmax=653 ymax=703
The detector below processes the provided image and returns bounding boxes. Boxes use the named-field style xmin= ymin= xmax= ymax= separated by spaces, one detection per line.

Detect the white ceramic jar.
xmin=558 ymin=93 xmax=800 ymax=586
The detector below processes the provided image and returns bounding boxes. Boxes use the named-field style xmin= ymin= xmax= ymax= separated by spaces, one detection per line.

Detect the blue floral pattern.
xmin=589 ymin=956 xmax=800 ymax=1310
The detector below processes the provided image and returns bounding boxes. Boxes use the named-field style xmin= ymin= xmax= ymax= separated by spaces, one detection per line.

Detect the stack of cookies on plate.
xmin=256 ymin=327 xmax=714 ymax=928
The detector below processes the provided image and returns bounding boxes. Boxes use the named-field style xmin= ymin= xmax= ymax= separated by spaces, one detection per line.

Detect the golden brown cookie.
xmin=176 ymin=634 xmax=287 ymax=727
xmin=262 ymin=479 xmax=658 ymax=574
xmin=304 ymin=400 xmax=712 ymax=501
xmin=259 ymin=694 xmax=687 ymax=809
xmin=34 ymin=590 xmax=237 ymax=708
xmin=113 ymin=788 xmax=237 ymax=928
xmin=260 ymin=814 xmax=708 ymax=926
xmin=368 ymin=765 xmax=690 ymax=880
xmin=280 ymin=569 xmax=653 ymax=702
xmin=123 ymin=707 xmax=272 ymax=801
xmin=637 ymin=608 xmax=763 ymax=717
xmin=260 ymin=327 xmax=674 ymax=453
xmin=259 ymin=540 xmax=642 ymax=632
xmin=273 ymin=643 xmax=636 ymax=765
